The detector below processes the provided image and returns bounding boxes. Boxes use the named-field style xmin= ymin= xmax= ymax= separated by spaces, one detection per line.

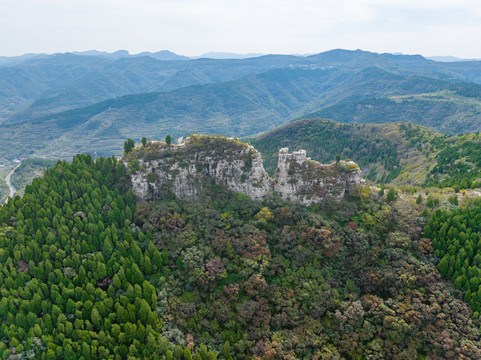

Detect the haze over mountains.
xmin=2 ymin=48 xmax=481 ymax=161
xmin=0 ymin=49 xmax=263 ymax=67
xmin=427 ymin=56 xmax=481 ymax=62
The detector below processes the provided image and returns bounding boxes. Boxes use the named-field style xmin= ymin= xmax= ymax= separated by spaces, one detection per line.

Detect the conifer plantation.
xmin=0 ymin=156 xmax=176 ymax=359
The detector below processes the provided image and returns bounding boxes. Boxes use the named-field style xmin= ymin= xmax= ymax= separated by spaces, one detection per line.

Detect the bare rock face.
xmin=274 ymin=148 xmax=364 ymax=204
xmin=126 ymin=135 xmax=364 ymax=204
xmin=128 ymin=135 xmax=271 ymax=201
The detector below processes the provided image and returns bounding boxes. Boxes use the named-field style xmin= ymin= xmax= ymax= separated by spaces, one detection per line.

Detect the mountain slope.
xmin=306 ymin=49 xmax=481 ymax=83
xmin=250 ymin=118 xmax=481 ymax=189
xmin=0 ymin=68 xmax=338 ymax=159
xmin=300 ymin=89 xmax=481 ymax=134
xmin=290 ymin=67 xmax=457 ymax=117
xmin=0 ymin=54 xmax=111 ymax=119
xmin=3 ymin=66 xmax=481 ymax=161
xmin=0 ymin=54 xmax=300 ymax=122
xmin=1 ymin=149 xmax=481 ymax=359
xmin=249 ymin=118 xmax=440 ymax=186
xmin=2 ymin=50 xmax=481 ymax=163
xmin=4 ymin=48 xmax=481 ymax=124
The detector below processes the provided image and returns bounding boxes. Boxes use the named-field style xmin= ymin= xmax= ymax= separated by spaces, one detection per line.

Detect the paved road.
xmin=4 ymin=163 xmax=20 ymax=203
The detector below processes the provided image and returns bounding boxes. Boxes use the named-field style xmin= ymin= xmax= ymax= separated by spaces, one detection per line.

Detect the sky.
xmin=1 ymin=0 xmax=481 ymax=58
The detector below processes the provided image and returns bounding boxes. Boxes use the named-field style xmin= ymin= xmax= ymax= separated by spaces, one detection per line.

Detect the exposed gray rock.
xmin=274 ymin=147 xmax=364 ymax=204
xmin=127 ymin=135 xmax=364 ymax=204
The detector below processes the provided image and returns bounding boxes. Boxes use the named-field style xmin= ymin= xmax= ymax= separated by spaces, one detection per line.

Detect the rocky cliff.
xmin=126 ymin=135 xmax=364 ymax=204
xmin=274 ymin=148 xmax=364 ymax=204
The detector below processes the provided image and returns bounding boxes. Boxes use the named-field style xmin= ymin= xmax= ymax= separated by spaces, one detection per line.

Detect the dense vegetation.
xmin=425 ymin=199 xmax=481 ymax=317
xmin=424 ymin=133 xmax=481 ymax=188
xmin=1 ymin=148 xmax=481 ymax=359
xmin=251 ymin=118 xmax=481 ymax=189
xmin=397 ymin=124 xmax=481 ymax=189
xmin=132 ymin=188 xmax=481 ymax=359
xmin=0 ymin=155 xmax=218 ymax=359
xmin=249 ymin=119 xmax=437 ymax=185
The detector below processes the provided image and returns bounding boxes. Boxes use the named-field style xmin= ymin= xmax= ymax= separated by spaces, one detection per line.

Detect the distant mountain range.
xmin=427 ymin=56 xmax=481 ymax=62
xmin=0 ymin=49 xmax=190 ymax=65
xmin=0 ymin=49 xmax=266 ymax=65
xmin=193 ymin=52 xmax=265 ymax=59
xmin=72 ymin=49 xmax=190 ymax=61
xmin=2 ymin=48 xmax=481 ymax=161
xmin=0 ymin=53 xmax=299 ymax=122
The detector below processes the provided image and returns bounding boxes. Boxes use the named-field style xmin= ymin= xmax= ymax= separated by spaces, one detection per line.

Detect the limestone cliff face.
xmin=128 ymin=135 xmax=271 ymax=201
xmin=274 ymin=148 xmax=363 ymax=204
xmin=127 ymin=135 xmax=364 ymax=204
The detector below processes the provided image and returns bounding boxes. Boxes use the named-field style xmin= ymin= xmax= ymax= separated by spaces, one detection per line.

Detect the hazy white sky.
xmin=1 ymin=0 xmax=481 ymax=57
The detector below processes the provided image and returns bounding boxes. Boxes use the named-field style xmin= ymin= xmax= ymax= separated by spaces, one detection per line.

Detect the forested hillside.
xmin=0 ymin=155 xmax=227 ymax=359
xmin=250 ymin=118 xmax=481 ymax=189
xmin=301 ymin=89 xmax=481 ymax=134
xmin=1 ymin=148 xmax=481 ymax=358
xmin=425 ymin=199 xmax=481 ymax=318
xmin=249 ymin=119 xmax=435 ymax=185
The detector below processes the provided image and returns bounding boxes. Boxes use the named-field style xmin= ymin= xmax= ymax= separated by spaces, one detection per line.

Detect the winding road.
xmin=4 ymin=163 xmax=20 ymax=204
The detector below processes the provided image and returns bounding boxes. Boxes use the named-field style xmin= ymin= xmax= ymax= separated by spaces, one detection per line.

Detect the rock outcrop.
xmin=274 ymin=148 xmax=364 ymax=204
xmin=126 ymin=135 xmax=364 ymax=204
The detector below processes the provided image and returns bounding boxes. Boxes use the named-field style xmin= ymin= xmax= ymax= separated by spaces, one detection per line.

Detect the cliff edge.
xmin=125 ymin=135 xmax=364 ymax=204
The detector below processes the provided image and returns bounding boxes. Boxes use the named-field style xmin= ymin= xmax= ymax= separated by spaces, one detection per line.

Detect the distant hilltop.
xmin=124 ymin=135 xmax=365 ymax=204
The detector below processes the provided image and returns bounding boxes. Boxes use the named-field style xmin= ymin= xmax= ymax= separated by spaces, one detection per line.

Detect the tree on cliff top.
xmin=124 ymin=138 xmax=135 ymax=154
